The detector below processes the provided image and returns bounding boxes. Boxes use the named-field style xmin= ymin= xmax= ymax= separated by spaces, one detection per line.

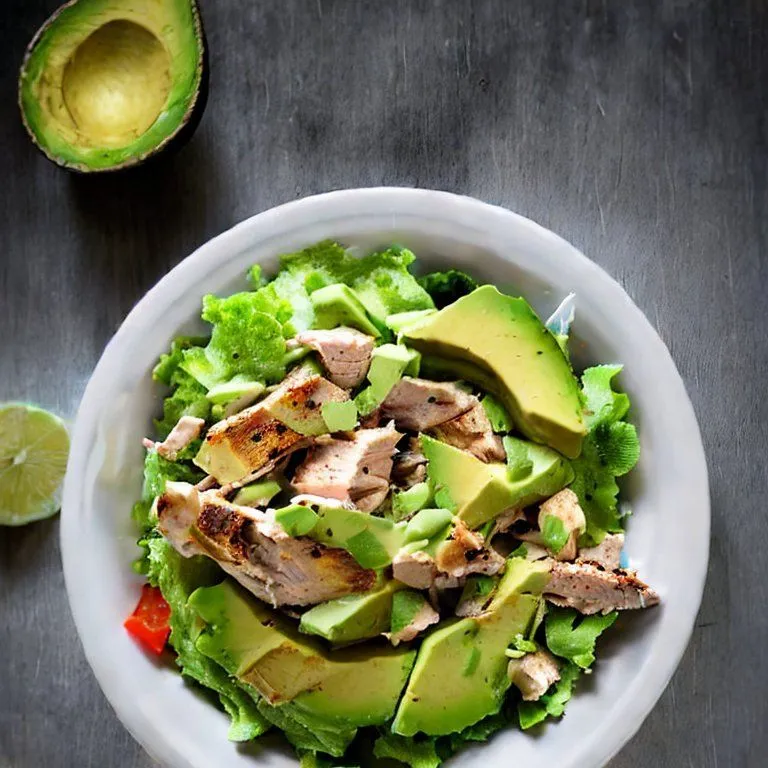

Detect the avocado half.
xmin=18 ymin=0 xmax=208 ymax=172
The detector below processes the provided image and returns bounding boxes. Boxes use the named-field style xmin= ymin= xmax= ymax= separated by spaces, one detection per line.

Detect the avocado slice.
xmin=299 ymin=578 xmax=405 ymax=645
xmin=190 ymin=580 xmax=415 ymax=727
xmin=310 ymin=284 xmax=381 ymax=337
xmin=232 ymin=479 xmax=282 ymax=507
xmin=355 ymin=344 xmax=421 ymax=416
xmin=19 ymin=0 xmax=207 ymax=172
xmin=403 ymin=286 xmax=586 ymax=458
xmin=421 ymin=435 xmax=573 ymax=528
xmin=392 ymin=558 xmax=550 ymax=736
xmin=391 ymin=481 xmax=432 ymax=521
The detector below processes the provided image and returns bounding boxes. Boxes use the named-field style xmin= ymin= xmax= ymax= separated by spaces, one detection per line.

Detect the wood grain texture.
xmin=1 ymin=0 xmax=766 ymax=766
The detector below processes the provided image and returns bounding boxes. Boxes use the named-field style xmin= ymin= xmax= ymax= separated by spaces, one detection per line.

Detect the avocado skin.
xmin=18 ymin=0 xmax=209 ymax=173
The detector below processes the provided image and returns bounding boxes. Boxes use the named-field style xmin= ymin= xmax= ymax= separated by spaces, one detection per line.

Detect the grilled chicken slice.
xmin=156 ymin=482 xmax=375 ymax=606
xmin=391 ymin=437 xmax=428 ymax=488
xmin=392 ymin=550 xmax=437 ymax=590
xmin=380 ymin=378 xmax=476 ymax=431
xmin=429 ymin=402 xmax=505 ymax=463
xmin=578 ymin=533 xmax=625 ymax=570
xmin=435 ymin=519 xmax=506 ymax=579
xmin=291 ymin=423 xmax=402 ymax=512
xmin=143 ymin=415 xmax=205 ymax=461
xmin=508 ymin=650 xmax=561 ymax=701
xmin=194 ymin=368 xmax=347 ymax=485
xmin=544 ymin=560 xmax=660 ymax=615
xmin=294 ymin=328 xmax=375 ymax=389
xmin=393 ymin=521 xmax=504 ymax=590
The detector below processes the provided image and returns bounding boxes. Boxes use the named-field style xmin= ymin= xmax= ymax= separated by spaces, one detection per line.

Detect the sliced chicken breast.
xmin=429 ymin=402 xmax=505 ymax=462
xmin=544 ymin=560 xmax=660 ymax=615
xmin=294 ymin=328 xmax=375 ymax=389
xmin=144 ymin=415 xmax=205 ymax=461
xmin=578 ymin=533 xmax=625 ymax=570
xmin=156 ymin=482 xmax=375 ymax=606
xmin=435 ymin=519 xmax=506 ymax=579
xmin=195 ymin=368 xmax=347 ymax=485
xmin=391 ymin=437 xmax=428 ymax=488
xmin=380 ymin=378 xmax=476 ymax=431
xmin=508 ymin=650 xmax=561 ymax=701
xmin=291 ymin=422 xmax=402 ymax=512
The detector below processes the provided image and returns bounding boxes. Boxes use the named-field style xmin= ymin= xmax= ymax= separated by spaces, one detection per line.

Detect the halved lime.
xmin=0 ymin=403 xmax=70 ymax=526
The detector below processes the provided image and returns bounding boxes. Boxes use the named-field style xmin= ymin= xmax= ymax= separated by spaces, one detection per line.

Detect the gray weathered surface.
xmin=1 ymin=0 xmax=765 ymax=766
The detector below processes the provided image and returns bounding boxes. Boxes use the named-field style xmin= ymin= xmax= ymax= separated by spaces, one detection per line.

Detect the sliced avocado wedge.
xmin=392 ymin=558 xmax=550 ymax=736
xmin=232 ymin=479 xmax=282 ymax=507
xmin=403 ymin=286 xmax=586 ymax=458
xmin=421 ymin=435 xmax=573 ymax=528
xmin=392 ymin=481 xmax=433 ymax=521
xmin=299 ymin=578 xmax=405 ymax=645
xmin=190 ymin=580 xmax=415 ymax=728
xmin=19 ymin=0 xmax=207 ymax=172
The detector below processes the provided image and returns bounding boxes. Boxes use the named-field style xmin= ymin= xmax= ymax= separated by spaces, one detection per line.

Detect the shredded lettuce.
xmin=518 ymin=662 xmax=581 ymax=730
xmin=418 ymin=269 xmax=478 ymax=309
xmin=570 ymin=365 xmax=640 ymax=544
xmin=147 ymin=539 xmax=269 ymax=742
xmin=544 ymin=607 xmax=618 ymax=669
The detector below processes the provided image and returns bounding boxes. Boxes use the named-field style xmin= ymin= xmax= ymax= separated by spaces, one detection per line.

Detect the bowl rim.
xmin=61 ymin=187 xmax=710 ymax=768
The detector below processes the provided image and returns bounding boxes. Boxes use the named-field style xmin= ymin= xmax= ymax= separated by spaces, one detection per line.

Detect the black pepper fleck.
xmin=251 ymin=433 xmax=263 ymax=443
xmin=275 ymin=423 xmax=287 ymax=435
xmin=427 ymin=396 xmax=437 ymax=403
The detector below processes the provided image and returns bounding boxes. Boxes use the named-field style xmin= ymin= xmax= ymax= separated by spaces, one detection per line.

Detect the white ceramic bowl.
xmin=61 ymin=188 xmax=709 ymax=768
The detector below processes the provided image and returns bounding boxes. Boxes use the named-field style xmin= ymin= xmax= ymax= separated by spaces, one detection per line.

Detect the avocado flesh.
xmin=421 ymin=435 xmax=573 ymax=528
xmin=19 ymin=0 xmax=206 ymax=171
xmin=305 ymin=505 xmax=408 ymax=569
xmin=392 ymin=558 xmax=550 ymax=736
xmin=404 ymin=286 xmax=585 ymax=458
xmin=299 ymin=579 xmax=405 ymax=645
xmin=190 ymin=580 xmax=415 ymax=727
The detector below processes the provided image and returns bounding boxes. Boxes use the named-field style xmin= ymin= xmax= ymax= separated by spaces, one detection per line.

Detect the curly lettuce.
xmin=418 ymin=269 xmax=478 ymax=309
xmin=147 ymin=539 xmax=269 ymax=742
xmin=570 ymin=365 xmax=640 ymax=544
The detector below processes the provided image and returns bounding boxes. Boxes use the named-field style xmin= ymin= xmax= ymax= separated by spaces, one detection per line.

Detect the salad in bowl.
xmin=125 ymin=238 xmax=658 ymax=767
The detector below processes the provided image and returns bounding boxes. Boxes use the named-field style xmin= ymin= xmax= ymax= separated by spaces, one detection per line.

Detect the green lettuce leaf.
xmin=274 ymin=241 xmax=434 ymax=333
xmin=181 ymin=292 xmax=287 ymax=389
xmin=152 ymin=336 xmax=211 ymax=439
xmin=570 ymin=365 xmax=640 ymax=543
xmin=518 ymin=662 xmax=581 ymax=730
xmin=147 ymin=539 xmax=269 ymax=742
xmin=373 ymin=733 xmax=442 ymax=768
xmin=418 ymin=269 xmax=478 ymax=309
xmin=544 ymin=607 xmax=618 ymax=669
xmin=257 ymin=700 xmax=356 ymax=757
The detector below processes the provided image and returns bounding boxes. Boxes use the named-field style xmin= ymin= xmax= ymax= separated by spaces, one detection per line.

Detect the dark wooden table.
xmin=1 ymin=1 xmax=766 ymax=766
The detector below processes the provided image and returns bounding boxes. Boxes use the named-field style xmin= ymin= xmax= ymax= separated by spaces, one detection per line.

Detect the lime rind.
xmin=0 ymin=403 xmax=70 ymax=526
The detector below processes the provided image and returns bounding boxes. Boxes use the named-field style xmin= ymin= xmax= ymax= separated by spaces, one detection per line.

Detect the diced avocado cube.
xmin=355 ymin=344 xmax=421 ymax=416
xmin=233 ymin=479 xmax=282 ymax=507
xmin=321 ymin=400 xmax=359 ymax=432
xmin=391 ymin=481 xmax=432 ymax=521
xmin=310 ymin=284 xmax=381 ymax=337
xmin=275 ymin=504 xmax=319 ymax=537
xmin=481 ymin=393 xmax=513 ymax=433
xmin=385 ymin=309 xmax=437 ymax=335
xmin=404 ymin=508 xmax=454 ymax=543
